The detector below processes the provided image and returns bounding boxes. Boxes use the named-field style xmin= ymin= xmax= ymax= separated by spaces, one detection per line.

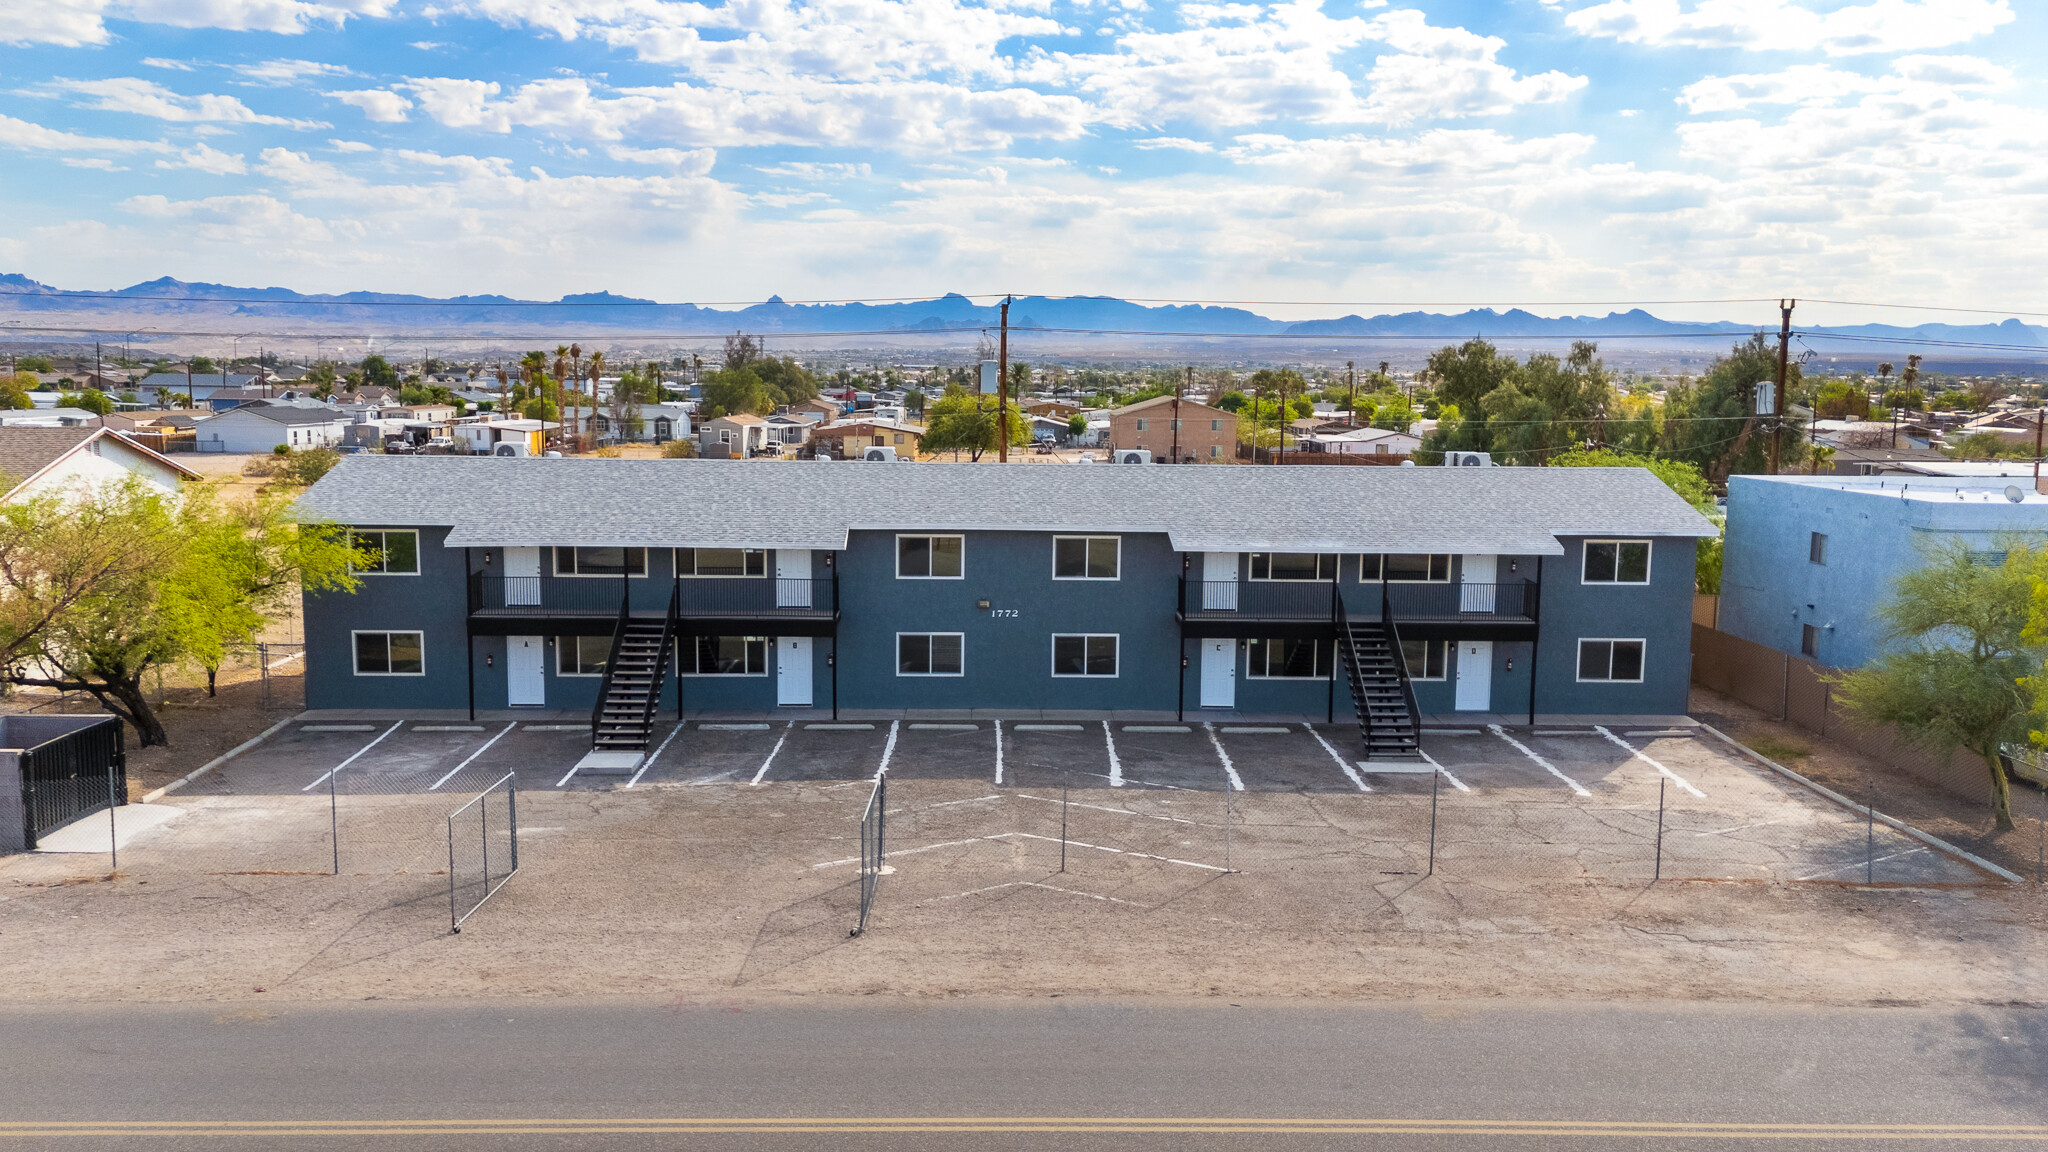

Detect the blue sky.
xmin=0 ymin=0 xmax=2040 ymax=325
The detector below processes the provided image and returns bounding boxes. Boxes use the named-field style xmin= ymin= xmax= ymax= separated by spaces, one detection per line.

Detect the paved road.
xmin=0 ymin=999 xmax=2043 ymax=1147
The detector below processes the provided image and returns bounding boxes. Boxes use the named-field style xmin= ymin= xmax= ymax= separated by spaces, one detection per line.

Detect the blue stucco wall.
xmin=1530 ymin=535 xmax=1695 ymax=716
xmin=306 ymin=526 xmax=473 ymax=711
xmin=1721 ymin=476 xmax=2048 ymax=669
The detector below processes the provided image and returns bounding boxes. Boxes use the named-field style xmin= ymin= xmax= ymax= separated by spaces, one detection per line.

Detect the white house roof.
xmin=296 ymin=456 xmax=1719 ymax=554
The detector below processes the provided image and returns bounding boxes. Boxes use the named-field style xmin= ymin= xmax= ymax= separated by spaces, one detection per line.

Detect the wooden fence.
xmin=1690 ymin=624 xmax=1993 ymax=804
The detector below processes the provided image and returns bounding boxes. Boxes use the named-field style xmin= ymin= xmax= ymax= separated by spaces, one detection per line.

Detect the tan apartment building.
xmin=1106 ymin=395 xmax=1237 ymax=463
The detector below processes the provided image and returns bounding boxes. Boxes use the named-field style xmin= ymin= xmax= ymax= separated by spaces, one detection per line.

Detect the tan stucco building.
xmin=1105 ymin=395 xmax=1237 ymax=463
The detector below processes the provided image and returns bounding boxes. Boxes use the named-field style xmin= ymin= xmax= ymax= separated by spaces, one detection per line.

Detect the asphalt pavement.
xmin=1 ymin=998 xmax=2044 ymax=1147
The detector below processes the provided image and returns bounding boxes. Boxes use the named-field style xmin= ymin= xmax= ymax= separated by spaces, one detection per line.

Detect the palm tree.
xmin=587 ymin=351 xmax=605 ymax=446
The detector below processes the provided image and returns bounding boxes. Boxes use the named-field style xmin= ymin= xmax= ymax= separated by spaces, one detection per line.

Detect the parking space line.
xmin=1201 ymin=722 xmax=1244 ymax=791
xmin=627 ymin=723 xmax=684 ymax=788
xmin=1017 ymin=792 xmax=1199 ymax=825
xmin=1594 ymin=725 xmax=1705 ymax=798
xmin=429 ymin=722 xmax=517 ymax=791
xmin=1101 ymin=721 xmax=1122 ymax=787
xmin=1008 ymin=831 xmax=1228 ymax=872
xmin=1417 ymin=749 xmax=1471 ymax=792
xmin=554 ymin=759 xmax=582 ymax=788
xmin=1306 ymin=726 xmax=1370 ymax=792
xmin=301 ymin=722 xmax=402 ymax=791
xmin=874 ymin=720 xmax=900 ymax=781
xmin=749 ymin=720 xmax=795 ymax=786
xmin=1489 ymin=725 xmax=1590 ymax=796
xmin=993 ymin=719 xmax=1004 ymax=785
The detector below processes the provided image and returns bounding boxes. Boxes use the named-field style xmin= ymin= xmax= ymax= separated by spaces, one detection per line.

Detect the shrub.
xmin=661 ymin=439 xmax=696 ymax=458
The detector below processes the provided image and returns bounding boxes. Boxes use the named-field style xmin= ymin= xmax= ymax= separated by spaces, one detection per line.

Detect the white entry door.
xmin=778 ymin=637 xmax=813 ymax=706
xmin=505 ymin=546 xmax=541 ymax=606
xmin=1459 ymin=554 xmax=1496 ymax=613
xmin=1199 ymin=638 xmax=1236 ymax=708
xmin=1202 ymin=551 xmax=1238 ymax=611
xmin=776 ymin=549 xmax=812 ymax=608
xmin=1454 ymin=640 xmax=1493 ymax=712
xmin=507 ymin=635 xmax=546 ymax=706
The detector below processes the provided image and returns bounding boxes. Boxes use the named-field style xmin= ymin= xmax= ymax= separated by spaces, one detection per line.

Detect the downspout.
xmin=1526 ymin=555 xmax=1542 ymax=726
xmin=465 ymin=547 xmax=476 ymax=722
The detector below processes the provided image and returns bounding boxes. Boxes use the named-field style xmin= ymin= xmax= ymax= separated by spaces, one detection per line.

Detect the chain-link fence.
xmin=448 ymin=772 xmax=518 ymax=933
xmin=852 ymin=774 xmax=885 ymax=937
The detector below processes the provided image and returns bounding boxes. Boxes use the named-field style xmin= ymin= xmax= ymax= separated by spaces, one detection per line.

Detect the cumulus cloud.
xmin=0 ymin=112 xmax=172 ymax=154
xmin=51 ymin=77 xmax=330 ymax=128
xmin=328 ymin=138 xmax=377 ymax=151
xmin=157 ymin=142 xmax=249 ymax=174
xmin=332 ymin=88 xmax=414 ymax=121
xmin=1551 ymin=0 xmax=2015 ymax=57
xmin=607 ymin=145 xmax=718 ymax=172
xmin=8 ymin=0 xmax=399 ymax=45
xmin=235 ymin=59 xmax=356 ymax=85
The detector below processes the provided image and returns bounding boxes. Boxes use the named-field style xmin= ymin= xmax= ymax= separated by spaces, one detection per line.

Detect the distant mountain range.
xmin=0 ymin=274 xmax=2037 ymax=353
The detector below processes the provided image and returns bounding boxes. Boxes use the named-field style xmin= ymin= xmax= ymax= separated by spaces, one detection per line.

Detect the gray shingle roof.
xmin=296 ymin=457 xmax=1718 ymax=554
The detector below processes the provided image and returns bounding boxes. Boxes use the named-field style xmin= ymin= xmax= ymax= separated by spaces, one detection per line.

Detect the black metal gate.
xmin=21 ymin=718 xmax=125 ymax=850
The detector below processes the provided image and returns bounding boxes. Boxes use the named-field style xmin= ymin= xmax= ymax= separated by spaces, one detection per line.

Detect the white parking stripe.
xmin=1593 ymin=725 xmax=1705 ymax=798
xmin=301 ymin=721 xmax=402 ymax=791
xmin=1102 ymin=720 xmax=1123 ymax=787
xmin=1202 ymin=722 xmax=1244 ymax=791
xmin=627 ymin=723 xmax=685 ymax=788
xmin=428 ymin=722 xmax=516 ymax=791
xmin=873 ymin=719 xmax=900 ymax=781
xmin=1416 ymin=749 xmax=1471 ymax=792
xmin=749 ymin=720 xmax=795 ymax=786
xmin=993 ymin=719 xmax=1004 ymax=785
xmin=1488 ymin=725 xmax=1590 ymax=796
xmin=1306 ymin=726 xmax=1371 ymax=792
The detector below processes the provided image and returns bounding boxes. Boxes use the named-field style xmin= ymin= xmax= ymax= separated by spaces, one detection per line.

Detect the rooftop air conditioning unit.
xmin=1118 ymin=449 xmax=1152 ymax=465
xmin=863 ymin=446 xmax=898 ymax=462
xmin=492 ymin=442 xmax=530 ymax=457
xmin=1443 ymin=451 xmax=1492 ymax=467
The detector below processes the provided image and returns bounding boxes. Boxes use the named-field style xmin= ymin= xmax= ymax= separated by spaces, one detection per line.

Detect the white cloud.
xmin=1553 ymin=0 xmax=2015 ymax=57
xmin=157 ymin=142 xmax=249 ymax=174
xmin=328 ymin=138 xmax=377 ymax=151
xmin=0 ymin=0 xmax=113 ymax=46
xmin=1679 ymin=56 xmax=2012 ymax=113
xmin=235 ymin=59 xmax=357 ymax=85
xmin=61 ymin=157 xmax=127 ymax=170
xmin=51 ymin=78 xmax=330 ymax=129
xmin=0 ymin=112 xmax=172 ymax=153
xmin=141 ymin=57 xmax=196 ymax=70
xmin=409 ymin=40 xmax=447 ymax=50
xmin=606 ymin=145 xmax=718 ymax=172
xmin=7 ymin=0 xmax=399 ymax=45
xmin=332 ymin=88 xmax=414 ymax=121
xmin=1133 ymin=136 xmax=1214 ymax=151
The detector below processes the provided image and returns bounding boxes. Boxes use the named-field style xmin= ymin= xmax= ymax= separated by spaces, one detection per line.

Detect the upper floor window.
xmin=1359 ymin=553 xmax=1450 ymax=582
xmin=677 ymin=548 xmax=766 ymax=577
xmin=1053 ymin=536 xmax=1120 ymax=579
xmin=1210 ymin=419 xmax=1222 ymax=432
xmin=898 ymin=534 xmax=963 ymax=578
xmin=1582 ymin=540 xmax=1650 ymax=584
xmin=1135 ymin=418 xmax=1148 ymax=431
xmin=349 ymin=529 xmax=419 ymax=575
xmin=1809 ymin=532 xmax=1827 ymax=565
xmin=556 ymin=547 xmax=647 ymax=577
xmin=1249 ymin=553 xmax=1335 ymax=581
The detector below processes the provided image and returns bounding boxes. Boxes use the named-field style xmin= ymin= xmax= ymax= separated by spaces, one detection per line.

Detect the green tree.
xmin=0 ymin=372 xmax=34 ymax=410
xmin=1423 ymin=338 xmax=1515 ymax=414
xmin=306 ymin=362 xmax=338 ymax=400
xmin=1067 ymin=413 xmax=1088 ymax=438
xmin=1836 ymin=540 xmax=2041 ymax=831
xmin=924 ymin=392 xmax=1029 ymax=461
xmin=753 ymin=357 xmax=819 ymax=406
xmin=17 ymin=356 xmax=53 ymax=373
xmin=700 ymin=367 xmax=774 ymax=419
xmin=59 ymin=388 xmax=114 ymax=415
xmin=1660 ymin=334 xmax=1804 ymax=481
xmin=1883 ymin=387 xmax=1925 ymax=411
xmin=1215 ymin=391 xmax=1250 ymax=412
xmin=1945 ymin=432 xmax=2030 ymax=461
xmin=359 ymin=355 xmax=400 ymax=391
xmin=188 ymin=356 xmax=217 ymax=375
xmin=1813 ymin=380 xmax=1870 ymax=420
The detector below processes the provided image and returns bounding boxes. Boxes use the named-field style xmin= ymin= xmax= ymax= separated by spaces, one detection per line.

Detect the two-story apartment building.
xmin=295 ymin=458 xmax=1712 ymax=759
xmin=1107 ymin=396 xmax=1237 ymax=462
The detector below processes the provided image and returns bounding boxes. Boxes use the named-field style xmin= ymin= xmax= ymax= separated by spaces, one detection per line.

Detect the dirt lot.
xmin=4 ymin=713 xmax=2044 ymax=1007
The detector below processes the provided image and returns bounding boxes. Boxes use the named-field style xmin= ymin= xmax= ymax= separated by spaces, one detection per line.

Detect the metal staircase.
xmin=588 ymin=581 xmax=679 ymax=757
xmin=1337 ymin=597 xmax=1421 ymax=760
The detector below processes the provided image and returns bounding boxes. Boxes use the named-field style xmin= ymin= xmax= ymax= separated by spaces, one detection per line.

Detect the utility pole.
xmin=1346 ymin=361 xmax=1356 ymax=429
xmin=1273 ymin=374 xmax=1285 ymax=465
xmin=997 ymin=295 xmax=1010 ymax=463
xmin=2035 ymin=407 xmax=2043 ymax=494
xmin=1174 ymin=366 xmax=1187 ymax=463
xmin=1770 ymin=298 xmax=1795 ymax=474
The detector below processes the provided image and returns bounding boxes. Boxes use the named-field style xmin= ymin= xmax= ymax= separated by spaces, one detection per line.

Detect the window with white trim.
xmin=1577 ymin=638 xmax=1645 ymax=682
xmin=349 ymin=529 xmax=419 ymax=575
xmin=677 ymin=548 xmax=766 ymax=577
xmin=555 ymin=547 xmax=647 ymax=577
xmin=556 ymin=635 xmax=609 ymax=676
xmin=897 ymin=535 xmax=963 ymax=578
xmin=899 ymin=632 xmax=964 ymax=675
xmin=687 ymin=636 xmax=768 ymax=675
xmin=1249 ymin=553 xmax=1335 ymax=581
xmin=353 ymin=631 xmax=424 ymax=675
xmin=1247 ymin=637 xmax=1331 ymax=679
xmin=1400 ymin=639 xmax=1448 ymax=681
xmin=1053 ymin=536 xmax=1120 ymax=579
xmin=1051 ymin=634 xmax=1118 ymax=677
xmin=1359 ymin=553 xmax=1450 ymax=582
xmin=1582 ymin=540 xmax=1650 ymax=584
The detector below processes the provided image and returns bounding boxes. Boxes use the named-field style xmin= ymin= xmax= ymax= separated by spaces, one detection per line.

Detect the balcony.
xmin=1178 ymin=579 xmax=1539 ymax=636
xmin=468 ymin=574 xmax=837 ymax=634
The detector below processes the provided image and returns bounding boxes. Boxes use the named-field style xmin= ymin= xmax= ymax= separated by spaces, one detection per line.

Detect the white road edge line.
xmin=1593 ymin=724 xmax=1705 ymax=798
xmin=993 ymin=719 xmax=1004 ymax=786
xmin=1102 ymin=719 xmax=1122 ymax=788
xmin=428 ymin=722 xmax=516 ymax=791
xmin=628 ymin=722 xmax=685 ymax=788
xmin=1416 ymin=748 xmax=1471 ymax=792
xmin=749 ymin=720 xmax=795 ymax=786
xmin=873 ymin=719 xmax=900 ymax=781
xmin=1698 ymin=722 xmax=2023 ymax=883
xmin=1202 ymin=721 xmax=1244 ymax=791
xmin=1306 ymin=725 xmax=1370 ymax=792
xmin=1489 ymin=724 xmax=1591 ymax=796
xmin=301 ymin=721 xmax=403 ymax=792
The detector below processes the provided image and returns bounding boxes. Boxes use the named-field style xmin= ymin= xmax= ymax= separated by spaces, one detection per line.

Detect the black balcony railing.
xmin=1180 ymin=579 xmax=1538 ymax=623
xmin=469 ymin=573 xmax=836 ymax=618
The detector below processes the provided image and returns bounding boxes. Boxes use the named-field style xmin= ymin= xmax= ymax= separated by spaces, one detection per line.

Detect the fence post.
xmin=1653 ymin=777 xmax=1665 ymax=882
xmin=1224 ymin=781 xmax=1233 ymax=874
xmin=447 ymin=816 xmax=459 ymax=933
xmin=508 ymin=776 xmax=519 ymax=873
xmin=329 ymin=750 xmax=340 ymax=876
xmin=107 ymin=760 xmax=118 ymax=873
xmin=1865 ymin=770 xmax=1875 ymax=885
xmin=1427 ymin=766 xmax=1439 ymax=877
xmin=1060 ymin=783 xmax=1068 ymax=874
xmin=259 ymin=642 xmax=270 ymax=712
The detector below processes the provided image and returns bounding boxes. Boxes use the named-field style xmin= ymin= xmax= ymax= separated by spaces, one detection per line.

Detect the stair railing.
xmin=1335 ymin=593 xmax=1373 ymax=750
xmin=638 ymin=578 xmax=680 ymax=740
xmin=588 ymin=574 xmax=631 ymax=749
xmin=1380 ymin=582 xmax=1423 ymax=744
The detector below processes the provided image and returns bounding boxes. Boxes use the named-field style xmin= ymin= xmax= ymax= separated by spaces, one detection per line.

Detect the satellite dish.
xmin=2006 ymin=485 xmax=2024 ymax=503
